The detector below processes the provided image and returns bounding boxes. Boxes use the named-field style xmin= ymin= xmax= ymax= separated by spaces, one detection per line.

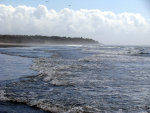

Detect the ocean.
xmin=0 ymin=45 xmax=150 ymax=113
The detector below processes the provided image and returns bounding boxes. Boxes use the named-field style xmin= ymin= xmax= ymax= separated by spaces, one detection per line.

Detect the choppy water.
xmin=0 ymin=45 xmax=150 ymax=113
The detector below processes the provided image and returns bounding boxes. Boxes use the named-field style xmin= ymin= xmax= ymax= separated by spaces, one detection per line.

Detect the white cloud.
xmin=0 ymin=4 xmax=150 ymax=45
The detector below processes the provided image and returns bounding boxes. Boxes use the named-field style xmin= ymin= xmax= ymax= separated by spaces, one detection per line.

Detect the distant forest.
xmin=0 ymin=35 xmax=99 ymax=45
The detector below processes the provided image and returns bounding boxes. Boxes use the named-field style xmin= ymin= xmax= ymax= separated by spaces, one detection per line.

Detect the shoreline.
xmin=0 ymin=43 xmax=29 ymax=48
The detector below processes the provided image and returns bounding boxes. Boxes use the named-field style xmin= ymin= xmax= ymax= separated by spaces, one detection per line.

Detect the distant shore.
xmin=0 ymin=35 xmax=99 ymax=45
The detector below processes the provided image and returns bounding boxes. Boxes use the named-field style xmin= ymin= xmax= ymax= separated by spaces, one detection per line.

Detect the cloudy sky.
xmin=0 ymin=0 xmax=150 ymax=45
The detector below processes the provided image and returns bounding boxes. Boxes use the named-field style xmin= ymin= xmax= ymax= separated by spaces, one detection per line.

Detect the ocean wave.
xmin=1 ymin=83 xmax=101 ymax=113
xmin=32 ymin=57 xmax=80 ymax=86
xmin=126 ymin=47 xmax=150 ymax=57
xmin=1 ymin=88 xmax=149 ymax=113
xmin=32 ymin=54 xmax=101 ymax=86
xmin=0 ymin=90 xmax=9 ymax=101
xmin=0 ymin=98 xmax=101 ymax=113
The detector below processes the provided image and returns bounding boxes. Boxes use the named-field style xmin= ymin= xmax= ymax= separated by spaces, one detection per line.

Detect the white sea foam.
xmin=0 ymin=90 xmax=100 ymax=113
xmin=29 ymin=99 xmax=67 ymax=113
xmin=31 ymin=53 xmax=102 ymax=86
xmin=66 ymin=45 xmax=83 ymax=47
xmin=32 ymin=57 xmax=77 ymax=86
xmin=29 ymin=98 xmax=101 ymax=113
xmin=66 ymin=106 xmax=101 ymax=113
xmin=0 ymin=90 xmax=8 ymax=101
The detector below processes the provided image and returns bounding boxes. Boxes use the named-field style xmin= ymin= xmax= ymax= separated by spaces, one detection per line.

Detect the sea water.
xmin=0 ymin=45 xmax=150 ymax=113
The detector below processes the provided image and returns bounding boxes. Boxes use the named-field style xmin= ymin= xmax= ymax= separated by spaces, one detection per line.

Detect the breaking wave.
xmin=120 ymin=46 xmax=150 ymax=57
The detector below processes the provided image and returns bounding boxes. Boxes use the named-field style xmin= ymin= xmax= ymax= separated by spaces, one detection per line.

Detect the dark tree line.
xmin=0 ymin=35 xmax=99 ymax=45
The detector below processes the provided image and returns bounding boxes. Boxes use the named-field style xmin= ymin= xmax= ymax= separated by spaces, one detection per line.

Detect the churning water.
xmin=0 ymin=45 xmax=150 ymax=113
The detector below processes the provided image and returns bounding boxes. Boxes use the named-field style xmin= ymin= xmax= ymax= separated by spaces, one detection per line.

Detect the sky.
xmin=0 ymin=0 xmax=150 ymax=45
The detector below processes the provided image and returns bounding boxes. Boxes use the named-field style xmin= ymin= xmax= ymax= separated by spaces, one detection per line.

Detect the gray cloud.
xmin=0 ymin=4 xmax=150 ymax=45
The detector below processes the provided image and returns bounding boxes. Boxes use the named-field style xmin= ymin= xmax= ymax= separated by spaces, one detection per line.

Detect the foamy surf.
xmin=0 ymin=90 xmax=8 ymax=101
xmin=1 ymin=45 xmax=150 ymax=113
